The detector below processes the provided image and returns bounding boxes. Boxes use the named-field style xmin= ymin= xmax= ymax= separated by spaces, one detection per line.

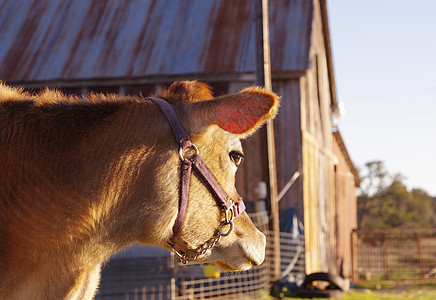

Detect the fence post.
xmin=169 ymin=253 xmax=176 ymax=300
xmin=383 ymin=232 xmax=389 ymax=280
xmin=351 ymin=229 xmax=358 ymax=282
xmin=417 ymin=232 xmax=424 ymax=279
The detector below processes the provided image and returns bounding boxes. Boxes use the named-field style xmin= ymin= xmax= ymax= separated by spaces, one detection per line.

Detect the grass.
xmin=341 ymin=289 xmax=436 ymax=300
xmin=263 ymin=283 xmax=436 ymax=300
xmin=278 ymin=290 xmax=436 ymax=300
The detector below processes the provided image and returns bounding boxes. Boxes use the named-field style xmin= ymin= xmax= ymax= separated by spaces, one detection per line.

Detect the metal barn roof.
xmin=0 ymin=0 xmax=313 ymax=83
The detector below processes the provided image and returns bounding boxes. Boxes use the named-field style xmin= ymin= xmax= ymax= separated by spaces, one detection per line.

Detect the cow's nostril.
xmin=250 ymin=259 xmax=260 ymax=267
xmin=252 ymin=251 xmax=265 ymax=266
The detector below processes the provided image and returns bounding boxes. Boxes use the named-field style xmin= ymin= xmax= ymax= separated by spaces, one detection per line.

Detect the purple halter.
xmin=146 ymin=97 xmax=246 ymax=263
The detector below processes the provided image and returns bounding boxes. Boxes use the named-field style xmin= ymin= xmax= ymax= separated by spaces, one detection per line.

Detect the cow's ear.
xmin=188 ymin=87 xmax=279 ymax=137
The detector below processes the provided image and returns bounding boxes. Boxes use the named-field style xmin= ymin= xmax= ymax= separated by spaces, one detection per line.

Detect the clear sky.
xmin=327 ymin=0 xmax=436 ymax=196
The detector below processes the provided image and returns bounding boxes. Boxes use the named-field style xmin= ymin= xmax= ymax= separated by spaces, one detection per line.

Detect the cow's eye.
xmin=229 ymin=151 xmax=244 ymax=167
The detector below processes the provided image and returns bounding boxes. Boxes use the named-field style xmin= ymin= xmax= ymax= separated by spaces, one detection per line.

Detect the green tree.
xmin=411 ymin=188 xmax=434 ymax=227
xmin=357 ymin=161 xmax=434 ymax=230
xmin=359 ymin=160 xmax=389 ymax=196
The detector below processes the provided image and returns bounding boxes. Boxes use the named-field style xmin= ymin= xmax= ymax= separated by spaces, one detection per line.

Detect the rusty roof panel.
xmin=0 ymin=0 xmax=313 ymax=82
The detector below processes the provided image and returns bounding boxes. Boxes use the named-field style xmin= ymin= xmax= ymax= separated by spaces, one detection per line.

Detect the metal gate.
xmin=351 ymin=229 xmax=436 ymax=282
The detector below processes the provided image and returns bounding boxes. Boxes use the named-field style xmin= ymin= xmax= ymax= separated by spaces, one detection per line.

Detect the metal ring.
xmin=179 ymin=144 xmax=199 ymax=161
xmin=224 ymin=204 xmax=235 ymax=224
xmin=219 ymin=220 xmax=234 ymax=237
xmin=169 ymin=243 xmax=188 ymax=264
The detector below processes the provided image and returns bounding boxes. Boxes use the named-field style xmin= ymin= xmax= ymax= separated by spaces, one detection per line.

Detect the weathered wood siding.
xmin=333 ymin=131 xmax=358 ymax=279
xmin=273 ymin=80 xmax=303 ymax=218
xmin=231 ymin=0 xmax=348 ymax=277
xmin=302 ymin=130 xmax=321 ymax=273
xmin=300 ymin=0 xmax=337 ymax=275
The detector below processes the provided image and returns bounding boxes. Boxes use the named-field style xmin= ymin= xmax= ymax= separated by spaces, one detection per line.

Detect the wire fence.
xmin=174 ymin=231 xmax=305 ymax=300
xmin=352 ymin=229 xmax=436 ymax=283
xmin=96 ymin=211 xmax=305 ymax=299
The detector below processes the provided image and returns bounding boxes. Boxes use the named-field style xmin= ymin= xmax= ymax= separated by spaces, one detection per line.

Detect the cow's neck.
xmin=1 ymin=102 xmax=178 ymax=298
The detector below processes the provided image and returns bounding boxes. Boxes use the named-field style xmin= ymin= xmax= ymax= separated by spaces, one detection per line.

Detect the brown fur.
xmin=0 ymin=81 xmax=279 ymax=299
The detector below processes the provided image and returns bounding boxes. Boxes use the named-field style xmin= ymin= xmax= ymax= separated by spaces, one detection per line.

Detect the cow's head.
xmin=137 ymin=81 xmax=279 ymax=271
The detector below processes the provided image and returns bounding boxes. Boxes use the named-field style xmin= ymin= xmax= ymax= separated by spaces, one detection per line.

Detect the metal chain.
xmin=170 ymin=226 xmax=222 ymax=264
xmin=170 ymin=208 xmax=235 ymax=264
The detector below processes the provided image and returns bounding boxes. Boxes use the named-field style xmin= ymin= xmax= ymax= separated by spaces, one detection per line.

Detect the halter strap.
xmin=146 ymin=97 xmax=246 ymax=237
xmin=146 ymin=97 xmax=192 ymax=149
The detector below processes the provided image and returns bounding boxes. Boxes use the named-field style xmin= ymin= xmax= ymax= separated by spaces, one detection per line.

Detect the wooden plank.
xmin=302 ymin=130 xmax=321 ymax=274
xmin=254 ymin=0 xmax=280 ymax=281
xmin=272 ymin=80 xmax=303 ymax=217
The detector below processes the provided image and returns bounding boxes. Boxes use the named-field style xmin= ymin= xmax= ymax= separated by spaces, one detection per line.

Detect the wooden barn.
xmin=0 ymin=0 xmax=359 ymax=284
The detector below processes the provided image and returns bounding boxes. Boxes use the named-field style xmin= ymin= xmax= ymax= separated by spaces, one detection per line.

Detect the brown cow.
xmin=0 ymin=81 xmax=279 ymax=299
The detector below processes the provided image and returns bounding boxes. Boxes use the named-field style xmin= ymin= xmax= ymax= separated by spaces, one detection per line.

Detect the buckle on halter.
xmin=224 ymin=202 xmax=235 ymax=223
